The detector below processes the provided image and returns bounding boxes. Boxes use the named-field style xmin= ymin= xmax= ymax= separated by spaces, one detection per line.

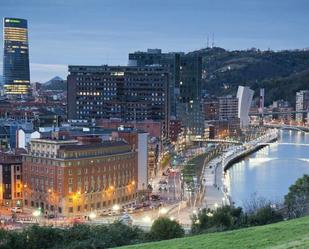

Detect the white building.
xmin=17 ymin=129 xmax=41 ymax=150
xmin=237 ymin=86 xmax=254 ymax=128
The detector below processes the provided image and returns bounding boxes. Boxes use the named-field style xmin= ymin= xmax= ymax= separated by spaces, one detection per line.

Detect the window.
xmin=69 ymin=207 xmax=73 ymax=213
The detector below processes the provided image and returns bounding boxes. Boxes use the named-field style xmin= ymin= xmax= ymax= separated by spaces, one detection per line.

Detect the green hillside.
xmin=119 ymin=216 xmax=309 ymax=249
xmin=190 ymin=47 xmax=309 ymax=105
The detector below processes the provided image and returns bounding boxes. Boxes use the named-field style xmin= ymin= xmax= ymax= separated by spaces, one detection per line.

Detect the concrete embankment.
xmin=201 ymin=130 xmax=278 ymax=210
xmin=223 ymin=136 xmax=278 ymax=171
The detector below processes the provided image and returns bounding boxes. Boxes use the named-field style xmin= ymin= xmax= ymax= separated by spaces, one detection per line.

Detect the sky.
xmin=0 ymin=0 xmax=309 ymax=82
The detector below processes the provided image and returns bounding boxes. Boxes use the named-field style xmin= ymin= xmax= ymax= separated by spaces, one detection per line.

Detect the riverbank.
xmin=200 ymin=130 xmax=279 ymax=210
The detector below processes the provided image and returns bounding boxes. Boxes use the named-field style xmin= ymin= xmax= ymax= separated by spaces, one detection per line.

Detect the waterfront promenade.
xmin=200 ymin=130 xmax=278 ymax=210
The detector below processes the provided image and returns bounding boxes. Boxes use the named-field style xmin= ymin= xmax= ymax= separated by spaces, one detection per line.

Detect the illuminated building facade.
xmin=22 ymin=138 xmax=138 ymax=217
xmin=0 ymin=151 xmax=23 ymax=207
xmin=67 ymin=65 xmax=169 ymax=137
xmin=3 ymin=17 xmax=30 ymax=95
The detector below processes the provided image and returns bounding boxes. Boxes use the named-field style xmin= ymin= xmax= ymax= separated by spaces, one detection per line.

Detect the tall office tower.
xmin=179 ymin=55 xmax=202 ymax=103
xmin=237 ymin=86 xmax=254 ymax=128
xmin=3 ymin=18 xmax=30 ymax=95
xmin=128 ymin=49 xmax=202 ymax=115
xmin=296 ymin=90 xmax=309 ymax=123
xmin=129 ymin=49 xmax=180 ymax=116
xmin=67 ymin=65 xmax=169 ymax=137
xmin=218 ymin=96 xmax=240 ymax=135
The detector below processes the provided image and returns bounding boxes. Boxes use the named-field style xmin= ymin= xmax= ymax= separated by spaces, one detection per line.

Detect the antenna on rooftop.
xmin=212 ymin=33 xmax=215 ymax=48
xmin=206 ymin=35 xmax=209 ymax=48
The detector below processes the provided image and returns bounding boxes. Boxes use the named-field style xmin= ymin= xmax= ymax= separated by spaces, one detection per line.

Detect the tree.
xmin=285 ymin=174 xmax=309 ymax=218
xmin=150 ymin=217 xmax=184 ymax=241
xmin=247 ymin=205 xmax=283 ymax=226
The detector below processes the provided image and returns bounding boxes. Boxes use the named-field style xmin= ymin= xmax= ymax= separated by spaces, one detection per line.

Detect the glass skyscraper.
xmin=3 ymin=17 xmax=30 ymax=95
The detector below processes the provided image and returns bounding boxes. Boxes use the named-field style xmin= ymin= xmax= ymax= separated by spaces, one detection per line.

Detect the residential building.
xmin=3 ymin=18 xmax=30 ymax=95
xmin=0 ymin=150 xmax=24 ymax=207
xmin=218 ymin=96 xmax=240 ymax=135
xmin=296 ymin=90 xmax=309 ymax=123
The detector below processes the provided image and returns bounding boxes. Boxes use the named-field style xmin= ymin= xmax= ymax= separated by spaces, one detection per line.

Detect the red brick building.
xmin=22 ymin=138 xmax=138 ymax=217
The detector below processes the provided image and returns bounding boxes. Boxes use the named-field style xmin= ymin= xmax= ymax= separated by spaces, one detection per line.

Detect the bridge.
xmin=249 ymin=110 xmax=308 ymax=116
xmin=264 ymin=124 xmax=309 ymax=133
xmin=191 ymin=138 xmax=243 ymax=145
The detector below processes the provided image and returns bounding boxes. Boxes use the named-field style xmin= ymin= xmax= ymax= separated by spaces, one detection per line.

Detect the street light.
xmin=142 ymin=216 xmax=152 ymax=223
xmin=158 ymin=207 xmax=167 ymax=215
xmin=89 ymin=212 xmax=96 ymax=220
xmin=32 ymin=209 xmax=41 ymax=217
xmin=112 ymin=204 xmax=120 ymax=212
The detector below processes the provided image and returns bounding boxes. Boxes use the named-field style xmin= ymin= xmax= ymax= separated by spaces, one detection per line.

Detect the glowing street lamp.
xmin=158 ymin=207 xmax=167 ymax=215
xmin=89 ymin=212 xmax=96 ymax=220
xmin=32 ymin=209 xmax=41 ymax=217
xmin=112 ymin=204 xmax=120 ymax=212
xmin=142 ymin=216 xmax=152 ymax=223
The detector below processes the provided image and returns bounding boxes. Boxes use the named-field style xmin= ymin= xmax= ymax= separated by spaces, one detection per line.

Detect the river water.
xmin=227 ymin=130 xmax=309 ymax=207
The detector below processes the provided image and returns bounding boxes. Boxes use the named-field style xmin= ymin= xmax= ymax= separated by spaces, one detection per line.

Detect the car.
xmin=11 ymin=207 xmax=22 ymax=213
xmin=127 ymin=207 xmax=135 ymax=213
xmin=47 ymin=214 xmax=55 ymax=219
xmin=151 ymin=194 xmax=160 ymax=201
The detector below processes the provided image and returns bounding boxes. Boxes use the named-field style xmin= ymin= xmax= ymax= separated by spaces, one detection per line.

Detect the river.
xmin=226 ymin=130 xmax=309 ymax=208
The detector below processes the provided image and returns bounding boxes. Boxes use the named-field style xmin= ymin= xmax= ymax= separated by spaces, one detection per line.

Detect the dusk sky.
xmin=1 ymin=0 xmax=309 ymax=82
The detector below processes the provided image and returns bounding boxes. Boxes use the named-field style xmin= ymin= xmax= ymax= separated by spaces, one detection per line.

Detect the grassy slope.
xmin=119 ymin=216 xmax=309 ymax=249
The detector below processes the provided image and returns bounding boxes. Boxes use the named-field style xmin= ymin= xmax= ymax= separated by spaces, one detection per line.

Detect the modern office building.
xmin=237 ymin=86 xmax=254 ymax=128
xmin=3 ymin=18 xmax=30 ymax=95
xmin=128 ymin=49 xmax=202 ymax=114
xmin=296 ymin=90 xmax=309 ymax=123
xmin=129 ymin=49 xmax=180 ymax=116
xmin=22 ymin=137 xmax=138 ymax=217
xmin=67 ymin=65 xmax=169 ymax=137
xmin=177 ymin=101 xmax=205 ymax=137
xmin=179 ymin=55 xmax=202 ymax=103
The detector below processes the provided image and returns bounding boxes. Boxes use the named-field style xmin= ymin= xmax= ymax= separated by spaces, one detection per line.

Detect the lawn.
xmin=118 ymin=216 xmax=309 ymax=249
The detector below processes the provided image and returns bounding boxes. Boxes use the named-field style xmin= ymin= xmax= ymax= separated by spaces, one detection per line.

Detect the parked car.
xmin=11 ymin=207 xmax=22 ymax=213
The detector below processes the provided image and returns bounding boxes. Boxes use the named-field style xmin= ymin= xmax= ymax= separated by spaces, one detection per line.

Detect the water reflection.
xmin=227 ymin=130 xmax=309 ymax=207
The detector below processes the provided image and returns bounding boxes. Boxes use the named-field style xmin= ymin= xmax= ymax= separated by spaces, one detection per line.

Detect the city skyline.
xmin=1 ymin=0 xmax=309 ymax=82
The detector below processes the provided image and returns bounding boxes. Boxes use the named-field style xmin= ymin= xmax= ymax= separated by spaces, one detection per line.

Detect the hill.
xmin=190 ymin=47 xmax=309 ymax=105
xmin=42 ymin=76 xmax=67 ymax=91
xmin=119 ymin=216 xmax=309 ymax=249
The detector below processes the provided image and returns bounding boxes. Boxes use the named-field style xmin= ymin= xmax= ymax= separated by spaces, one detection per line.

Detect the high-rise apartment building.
xmin=218 ymin=96 xmax=240 ymax=135
xmin=67 ymin=65 xmax=169 ymax=137
xmin=296 ymin=90 xmax=309 ymax=123
xmin=3 ymin=18 xmax=30 ymax=95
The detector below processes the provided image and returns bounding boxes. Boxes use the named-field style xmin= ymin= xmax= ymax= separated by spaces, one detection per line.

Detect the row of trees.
xmin=0 ymin=217 xmax=184 ymax=249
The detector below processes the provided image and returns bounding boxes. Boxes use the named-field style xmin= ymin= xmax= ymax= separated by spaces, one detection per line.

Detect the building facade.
xmin=296 ymin=90 xmax=309 ymax=123
xmin=0 ymin=151 xmax=23 ymax=207
xmin=67 ymin=65 xmax=169 ymax=137
xmin=218 ymin=96 xmax=240 ymax=135
xmin=237 ymin=86 xmax=254 ymax=128
xmin=128 ymin=49 xmax=202 ymax=115
xmin=22 ymin=138 xmax=138 ymax=217
xmin=129 ymin=49 xmax=180 ymax=116
xmin=3 ymin=18 xmax=30 ymax=95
